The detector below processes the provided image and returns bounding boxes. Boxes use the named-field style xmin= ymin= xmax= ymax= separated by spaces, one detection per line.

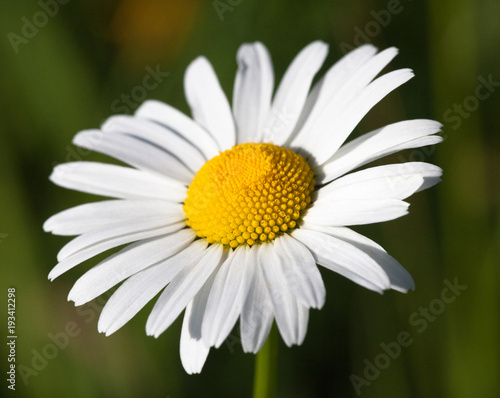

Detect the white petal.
xmin=303 ymin=198 xmax=409 ymax=226
xmin=68 ymin=229 xmax=197 ymax=305
xmin=290 ymin=46 xmax=391 ymax=147
xmin=180 ymin=264 xmax=220 ymax=374
xmin=101 ymin=115 xmax=207 ymax=173
xmin=98 ymin=240 xmax=208 ymax=336
xmin=240 ymin=262 xmax=274 ymax=353
xmin=315 ymin=162 xmax=442 ymax=204
xmin=135 ymin=100 xmax=219 ymax=160
xmin=298 ymin=68 xmax=414 ymax=165
xmin=276 ymin=234 xmax=326 ymax=309
xmin=315 ymin=174 xmax=423 ymax=204
xmin=296 ymin=301 xmax=309 ymax=345
xmin=146 ymin=244 xmax=224 ymax=338
xmin=262 ymin=41 xmax=328 ymax=145
xmin=324 ymin=69 xmax=415 ymax=165
xmin=56 ymin=215 xmax=183 ymax=261
xmin=180 ymin=301 xmax=210 ymax=375
xmin=200 ymin=249 xmax=235 ymax=346
xmin=233 ymin=42 xmax=274 ymax=143
xmin=319 ymin=119 xmax=443 ymax=183
xmin=302 ymin=223 xmax=414 ymax=292
xmin=73 ymin=129 xmax=194 ymax=182
xmin=48 ymin=222 xmax=184 ymax=280
xmin=184 ymin=57 xmax=235 ymax=150
xmin=44 ymin=199 xmax=183 ymax=236
xmin=202 ymin=246 xmax=256 ymax=348
xmin=50 ymin=162 xmax=187 ymax=202
xmin=289 ymin=44 xmax=378 ymax=144
xmin=291 ymin=228 xmax=391 ymax=293
xmin=291 ymin=48 xmax=409 ymax=164
xmin=412 ymin=163 xmax=444 ymax=192
xmin=258 ymin=241 xmax=302 ymax=346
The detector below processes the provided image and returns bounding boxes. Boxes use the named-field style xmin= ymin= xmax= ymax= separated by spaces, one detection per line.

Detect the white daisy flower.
xmin=45 ymin=41 xmax=443 ymax=374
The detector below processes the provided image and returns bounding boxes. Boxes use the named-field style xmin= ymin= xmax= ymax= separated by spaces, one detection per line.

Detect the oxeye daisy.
xmin=45 ymin=41 xmax=443 ymax=374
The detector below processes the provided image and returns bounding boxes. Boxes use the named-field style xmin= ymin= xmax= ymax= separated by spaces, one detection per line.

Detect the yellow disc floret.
xmin=183 ymin=143 xmax=315 ymax=248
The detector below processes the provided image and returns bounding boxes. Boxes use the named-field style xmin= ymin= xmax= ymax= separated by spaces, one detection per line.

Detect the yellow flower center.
xmin=183 ymin=143 xmax=315 ymax=248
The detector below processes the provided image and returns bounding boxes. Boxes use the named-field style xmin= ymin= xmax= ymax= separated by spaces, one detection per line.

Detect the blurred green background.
xmin=1 ymin=0 xmax=499 ymax=397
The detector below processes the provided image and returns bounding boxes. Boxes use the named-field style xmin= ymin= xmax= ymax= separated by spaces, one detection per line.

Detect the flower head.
xmin=45 ymin=41 xmax=443 ymax=374
xmin=184 ymin=143 xmax=315 ymax=247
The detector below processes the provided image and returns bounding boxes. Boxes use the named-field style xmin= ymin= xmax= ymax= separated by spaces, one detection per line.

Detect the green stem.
xmin=252 ymin=326 xmax=278 ymax=398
